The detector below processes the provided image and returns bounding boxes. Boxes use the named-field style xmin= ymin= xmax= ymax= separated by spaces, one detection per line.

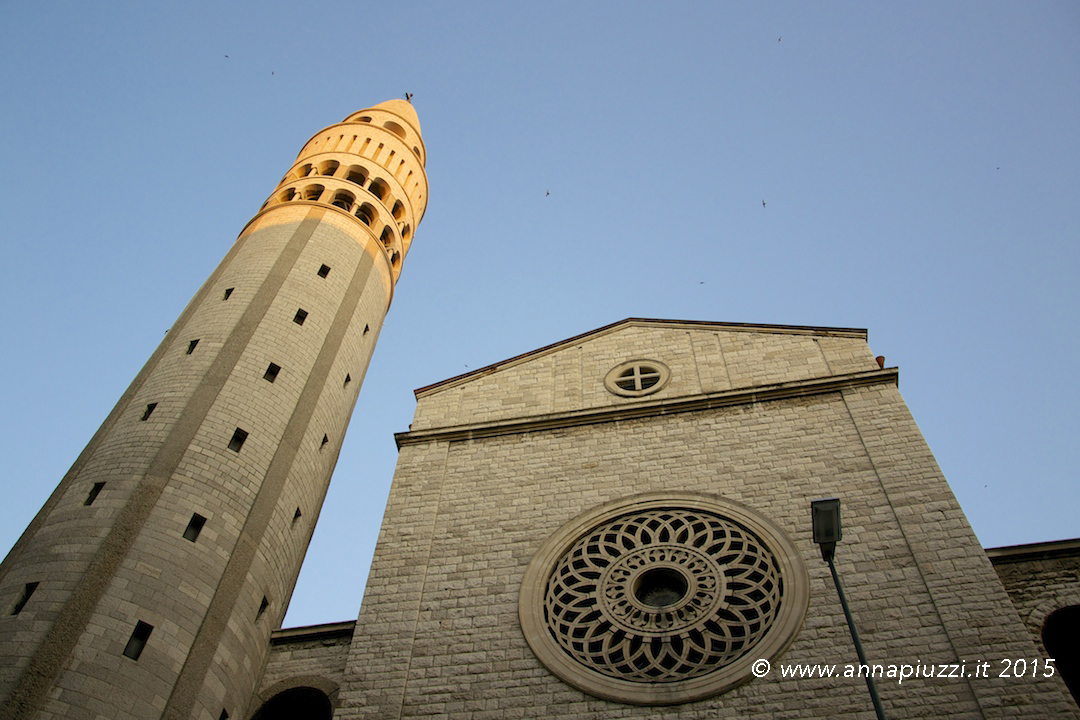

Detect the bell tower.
xmin=0 ymin=100 xmax=427 ymax=720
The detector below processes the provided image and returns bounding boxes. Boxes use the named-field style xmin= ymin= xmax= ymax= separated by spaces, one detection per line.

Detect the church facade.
xmin=260 ymin=318 xmax=1079 ymax=719
xmin=2 ymin=104 xmax=1077 ymax=719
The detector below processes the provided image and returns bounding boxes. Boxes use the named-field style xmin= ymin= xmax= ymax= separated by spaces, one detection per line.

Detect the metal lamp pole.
xmin=812 ymin=498 xmax=887 ymax=720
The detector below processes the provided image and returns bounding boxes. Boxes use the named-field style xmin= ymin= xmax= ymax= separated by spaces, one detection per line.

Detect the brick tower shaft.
xmin=0 ymin=100 xmax=427 ymax=720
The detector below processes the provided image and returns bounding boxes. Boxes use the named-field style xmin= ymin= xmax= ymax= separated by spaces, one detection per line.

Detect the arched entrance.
xmin=1043 ymin=605 xmax=1080 ymax=706
xmin=250 ymin=686 xmax=333 ymax=720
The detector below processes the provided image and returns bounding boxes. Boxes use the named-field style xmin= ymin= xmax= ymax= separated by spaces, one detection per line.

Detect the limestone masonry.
xmin=1 ymin=103 xmax=1076 ymax=719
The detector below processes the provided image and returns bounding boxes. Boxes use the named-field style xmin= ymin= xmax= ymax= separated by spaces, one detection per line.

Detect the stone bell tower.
xmin=0 ymin=99 xmax=427 ymax=720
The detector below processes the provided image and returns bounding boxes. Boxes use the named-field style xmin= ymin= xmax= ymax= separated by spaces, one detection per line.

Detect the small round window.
xmin=604 ymin=360 xmax=670 ymax=397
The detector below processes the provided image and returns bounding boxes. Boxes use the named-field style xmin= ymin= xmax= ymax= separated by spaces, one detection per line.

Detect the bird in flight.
xmin=762 ymin=199 xmax=766 ymax=208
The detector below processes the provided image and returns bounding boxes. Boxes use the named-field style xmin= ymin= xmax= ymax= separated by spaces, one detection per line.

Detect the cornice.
xmin=986 ymin=538 xmax=1080 ymax=564
xmin=397 ymin=367 xmax=898 ymax=448
xmin=270 ymin=621 xmax=356 ymax=645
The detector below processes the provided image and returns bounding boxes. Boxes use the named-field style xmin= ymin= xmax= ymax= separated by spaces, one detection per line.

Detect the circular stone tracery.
xmin=600 ymin=543 xmax=724 ymax=636
xmin=520 ymin=493 xmax=809 ymax=705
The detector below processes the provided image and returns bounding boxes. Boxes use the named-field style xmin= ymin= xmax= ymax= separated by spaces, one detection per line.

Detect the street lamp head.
xmin=811 ymin=498 xmax=842 ymax=562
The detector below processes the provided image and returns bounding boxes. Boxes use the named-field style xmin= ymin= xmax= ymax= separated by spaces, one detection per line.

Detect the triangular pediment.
xmin=408 ymin=318 xmax=877 ymax=434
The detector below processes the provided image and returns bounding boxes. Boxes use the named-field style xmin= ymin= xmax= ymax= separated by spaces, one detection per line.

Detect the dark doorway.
xmin=250 ymin=686 xmax=332 ymax=720
xmin=1043 ymin=605 xmax=1080 ymax=706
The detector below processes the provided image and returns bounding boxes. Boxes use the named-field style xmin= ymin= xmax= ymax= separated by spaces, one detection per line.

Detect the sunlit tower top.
xmin=268 ymin=98 xmax=428 ymax=293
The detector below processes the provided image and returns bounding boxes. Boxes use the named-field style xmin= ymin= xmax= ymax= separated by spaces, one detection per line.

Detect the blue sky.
xmin=1 ymin=2 xmax=1077 ymax=628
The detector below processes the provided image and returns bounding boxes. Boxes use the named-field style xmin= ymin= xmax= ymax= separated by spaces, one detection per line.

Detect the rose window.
xmin=520 ymin=493 xmax=808 ymax=705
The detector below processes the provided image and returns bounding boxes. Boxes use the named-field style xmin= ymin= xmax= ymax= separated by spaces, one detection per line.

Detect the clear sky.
xmin=1 ymin=2 xmax=1077 ymax=628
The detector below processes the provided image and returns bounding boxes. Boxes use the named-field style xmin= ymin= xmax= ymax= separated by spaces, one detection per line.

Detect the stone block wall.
xmin=336 ymin=323 xmax=1079 ymax=718
xmin=990 ymin=542 xmax=1080 ymax=654
xmin=252 ymin=622 xmax=354 ymax=713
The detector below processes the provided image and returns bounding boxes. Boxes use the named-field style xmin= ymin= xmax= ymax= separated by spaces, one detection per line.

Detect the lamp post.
xmin=811 ymin=498 xmax=887 ymax=720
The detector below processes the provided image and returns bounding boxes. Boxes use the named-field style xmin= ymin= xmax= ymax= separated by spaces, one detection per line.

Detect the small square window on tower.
xmin=263 ymin=363 xmax=281 ymax=383
xmin=141 ymin=403 xmax=158 ymax=421
xmin=317 ymin=264 xmax=331 ymax=278
xmin=84 ymin=482 xmax=105 ymax=506
xmin=183 ymin=513 xmax=206 ymax=542
xmin=228 ymin=428 xmax=248 ymax=453
xmin=186 ymin=339 xmax=200 ymax=354
xmin=223 ymin=287 xmax=234 ymax=300
xmin=11 ymin=582 xmax=39 ymax=615
xmin=293 ymin=309 xmax=308 ymax=325
xmin=256 ymin=596 xmax=270 ymax=621
xmin=123 ymin=621 xmax=153 ymax=660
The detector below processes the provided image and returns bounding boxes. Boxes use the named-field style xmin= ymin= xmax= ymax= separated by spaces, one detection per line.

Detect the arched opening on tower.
xmin=1043 ymin=605 xmax=1080 ymax=705
xmin=250 ymin=687 xmax=332 ymax=720
xmin=345 ymin=165 xmax=367 ymax=187
xmin=380 ymin=226 xmax=395 ymax=248
xmin=355 ymin=203 xmax=377 ymax=226
xmin=331 ymin=191 xmax=355 ymax=212
xmin=368 ymin=178 xmax=389 ymax=201
xmin=289 ymin=164 xmax=312 ymax=182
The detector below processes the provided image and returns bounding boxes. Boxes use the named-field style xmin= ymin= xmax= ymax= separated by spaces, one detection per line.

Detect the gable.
xmin=408 ymin=319 xmax=877 ymax=432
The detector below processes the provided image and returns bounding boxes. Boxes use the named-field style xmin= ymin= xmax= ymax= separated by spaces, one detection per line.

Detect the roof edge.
xmin=270 ymin=620 xmax=356 ymax=645
xmin=986 ymin=538 xmax=1080 ymax=564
